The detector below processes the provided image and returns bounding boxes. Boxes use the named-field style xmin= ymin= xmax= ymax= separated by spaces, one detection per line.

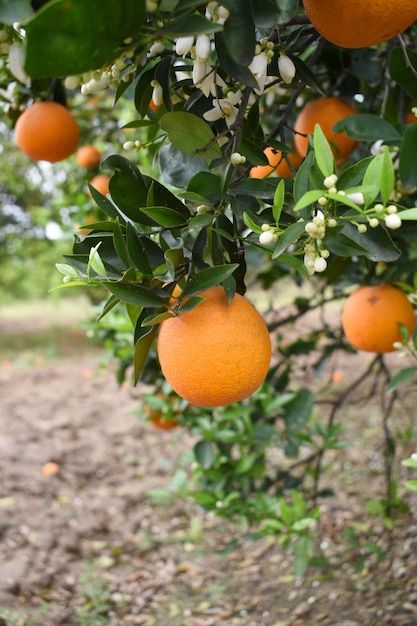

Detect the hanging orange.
xmin=157 ymin=286 xmax=272 ymax=407
xmin=341 ymin=284 xmax=415 ymax=353
xmin=15 ymin=101 xmax=80 ymax=162
xmin=76 ymin=145 xmax=102 ymax=169
xmin=294 ymin=97 xmax=358 ymax=164
xmin=303 ymin=0 xmax=417 ymax=49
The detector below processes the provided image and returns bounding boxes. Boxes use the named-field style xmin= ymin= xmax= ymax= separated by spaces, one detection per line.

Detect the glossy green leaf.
xmin=228 ymin=177 xmax=278 ymax=200
xmin=146 ymin=178 xmax=191 ymax=218
xmin=214 ymin=31 xmax=258 ymax=88
xmin=327 ymin=222 xmax=401 ymax=262
xmin=24 ymin=0 xmax=146 ymax=77
xmin=399 ymin=123 xmax=417 ymax=190
xmin=103 ymin=281 xmax=166 ymax=307
xmin=134 ymin=324 xmax=158 ymax=384
xmin=140 ymin=206 xmax=188 ymax=227
xmin=387 ymin=367 xmax=417 ymax=393
xmin=158 ymin=12 xmax=223 ymax=36
xmin=389 ymin=46 xmax=417 ymax=101
xmin=272 ymin=221 xmax=307 ymax=259
xmin=112 ymin=218 xmax=131 ymax=268
xmin=398 ymin=208 xmax=417 ymax=220
xmin=313 ymin=124 xmax=335 ymax=177
xmin=181 ymin=264 xmax=239 ymax=298
xmin=333 ymin=114 xmax=401 ymax=144
xmin=160 ymin=112 xmax=222 ymax=161
xmin=273 ymin=179 xmax=285 ymax=224
xmin=159 ymin=143 xmax=209 ymax=188
xmin=188 ymin=172 xmax=222 ymax=202
xmin=220 ymin=0 xmax=256 ymax=66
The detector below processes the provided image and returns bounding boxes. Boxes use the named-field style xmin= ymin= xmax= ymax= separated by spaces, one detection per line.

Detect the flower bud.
xmin=195 ymin=34 xmax=211 ymax=61
xmin=385 ymin=214 xmax=402 ymax=230
xmin=175 ymin=35 xmax=194 ymax=57
xmin=278 ymin=54 xmax=296 ymax=84
xmin=259 ymin=230 xmax=275 ymax=245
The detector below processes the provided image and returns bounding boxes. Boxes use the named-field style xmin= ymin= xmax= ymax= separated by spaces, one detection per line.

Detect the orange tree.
xmin=2 ymin=0 xmax=417 ymax=573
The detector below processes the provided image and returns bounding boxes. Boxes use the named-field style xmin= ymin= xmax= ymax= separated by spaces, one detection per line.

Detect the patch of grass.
xmin=75 ymin=564 xmax=113 ymax=626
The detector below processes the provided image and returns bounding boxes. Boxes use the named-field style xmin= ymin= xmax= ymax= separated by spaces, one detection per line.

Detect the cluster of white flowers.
xmin=304 ymin=242 xmax=330 ymax=275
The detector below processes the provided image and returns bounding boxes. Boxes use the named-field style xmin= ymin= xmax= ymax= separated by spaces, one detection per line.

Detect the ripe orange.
xmin=303 ymin=0 xmax=417 ymax=49
xmin=15 ymin=101 xmax=80 ymax=162
xmin=250 ymin=147 xmax=301 ymax=179
xmin=294 ymin=97 xmax=358 ymax=164
xmin=76 ymin=145 xmax=102 ymax=169
xmin=157 ymin=286 xmax=272 ymax=407
xmin=341 ymin=284 xmax=415 ymax=353
xmin=406 ymin=111 xmax=417 ymax=123
xmin=88 ymin=174 xmax=110 ymax=196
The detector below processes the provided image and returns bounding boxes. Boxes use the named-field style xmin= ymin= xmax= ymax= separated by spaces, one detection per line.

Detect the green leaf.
xmin=389 ymin=46 xmax=417 ymax=101
xmin=272 ymin=221 xmax=307 ymax=259
xmin=398 ymin=208 xmax=417 ymax=220
xmin=194 ymin=440 xmax=215 ymax=469
xmin=404 ymin=480 xmax=417 ymax=491
xmin=134 ymin=324 xmax=158 ymax=384
xmin=188 ymin=172 xmax=222 ymax=202
xmin=328 ymin=222 xmax=401 ymax=262
xmin=387 ymin=367 xmax=417 ymax=393
xmin=273 ymin=179 xmax=285 ymax=224
xmin=333 ymin=115 xmax=401 ymax=144
xmin=141 ymin=311 xmax=174 ymax=326
xmin=293 ymin=189 xmax=325 ymax=212
xmin=239 ymin=138 xmax=270 ymax=166
xmin=160 ymin=111 xmax=222 ymax=161
xmin=399 ymin=123 xmax=417 ymax=190
xmin=214 ymin=31 xmax=259 ymax=88
xmin=228 ymin=177 xmax=279 ymax=200
xmin=158 ymin=12 xmax=223 ymax=36
xmin=24 ymin=0 xmax=146 ymax=78
xmin=113 ymin=218 xmax=131 ymax=268
xmin=159 ymin=143 xmax=209 ymax=188
xmin=103 ymin=281 xmax=166 ymax=307
xmin=290 ymin=54 xmax=325 ymax=96
xmin=243 ymin=211 xmax=263 ymax=234
xmin=313 ymin=123 xmax=335 ymax=177
xmin=220 ymin=0 xmax=256 ymax=66
xmin=125 ymin=225 xmax=152 ymax=276
xmin=88 ymin=244 xmax=108 ymax=278
xmin=181 ymin=264 xmax=239 ymax=298
xmin=140 ymin=206 xmax=188 ymax=227
xmin=0 ymin=0 xmax=32 ymax=23
xmin=362 ymin=149 xmax=394 ymax=206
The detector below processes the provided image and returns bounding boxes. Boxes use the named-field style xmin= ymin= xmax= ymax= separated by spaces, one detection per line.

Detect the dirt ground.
xmin=2 ymin=303 xmax=417 ymax=626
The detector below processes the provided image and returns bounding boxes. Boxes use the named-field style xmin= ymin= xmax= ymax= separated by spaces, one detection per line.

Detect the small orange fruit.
xmin=144 ymin=392 xmax=180 ymax=429
xmin=15 ymin=101 xmax=80 ymax=162
xmin=41 ymin=462 xmax=60 ymax=476
xmin=406 ymin=111 xmax=417 ymax=123
xmin=303 ymin=0 xmax=417 ymax=49
xmin=157 ymin=286 xmax=272 ymax=407
xmin=250 ymin=147 xmax=301 ymax=179
xmin=341 ymin=284 xmax=415 ymax=353
xmin=76 ymin=145 xmax=102 ymax=169
xmin=88 ymin=174 xmax=110 ymax=196
xmin=294 ymin=97 xmax=358 ymax=164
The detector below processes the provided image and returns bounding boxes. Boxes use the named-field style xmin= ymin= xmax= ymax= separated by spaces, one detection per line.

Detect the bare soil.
xmin=2 ymin=305 xmax=417 ymax=626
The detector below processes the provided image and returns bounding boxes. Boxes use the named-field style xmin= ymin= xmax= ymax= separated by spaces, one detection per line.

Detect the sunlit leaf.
xmin=160 ymin=112 xmax=222 ymax=161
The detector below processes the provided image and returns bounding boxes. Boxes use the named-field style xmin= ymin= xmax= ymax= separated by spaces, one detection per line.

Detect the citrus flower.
xmin=248 ymin=52 xmax=269 ymax=94
xmin=203 ymin=90 xmax=242 ymax=126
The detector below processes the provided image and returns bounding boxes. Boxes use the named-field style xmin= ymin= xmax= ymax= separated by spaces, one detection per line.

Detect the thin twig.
xmin=397 ymin=34 xmax=417 ymax=80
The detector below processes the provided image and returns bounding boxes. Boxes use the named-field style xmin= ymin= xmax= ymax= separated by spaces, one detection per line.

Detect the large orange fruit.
xmin=15 ymin=101 xmax=80 ymax=162
xmin=250 ymin=147 xmax=301 ymax=179
xmin=341 ymin=284 xmax=415 ymax=353
xmin=303 ymin=0 xmax=417 ymax=49
xmin=294 ymin=97 xmax=358 ymax=164
xmin=76 ymin=145 xmax=102 ymax=169
xmin=157 ymin=286 xmax=272 ymax=407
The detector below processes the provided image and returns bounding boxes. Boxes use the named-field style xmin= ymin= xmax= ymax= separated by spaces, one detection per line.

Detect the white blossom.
xmin=347 ymin=192 xmax=365 ymax=204
xmin=248 ymin=52 xmax=269 ymax=94
xmin=149 ymin=41 xmax=165 ymax=56
xmin=203 ymin=90 xmax=242 ymax=127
